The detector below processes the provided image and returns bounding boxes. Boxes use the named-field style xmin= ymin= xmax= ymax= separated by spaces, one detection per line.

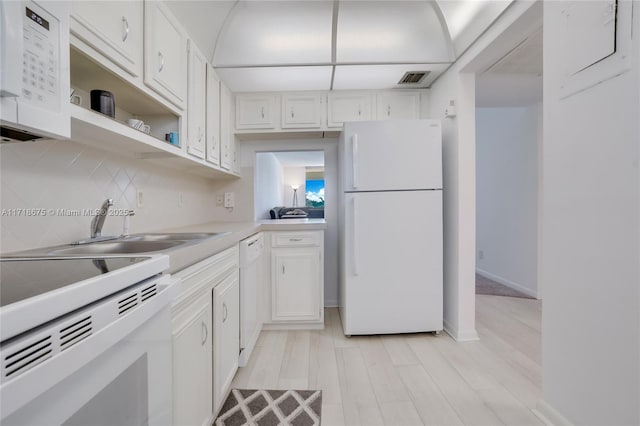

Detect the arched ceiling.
xmin=166 ymin=0 xmax=513 ymax=92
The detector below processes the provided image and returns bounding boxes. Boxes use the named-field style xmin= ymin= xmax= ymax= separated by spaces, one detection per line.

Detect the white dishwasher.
xmin=239 ymin=233 xmax=264 ymax=366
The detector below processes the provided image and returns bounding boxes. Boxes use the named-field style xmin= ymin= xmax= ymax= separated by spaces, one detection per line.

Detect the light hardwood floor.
xmin=232 ymin=295 xmax=543 ymax=425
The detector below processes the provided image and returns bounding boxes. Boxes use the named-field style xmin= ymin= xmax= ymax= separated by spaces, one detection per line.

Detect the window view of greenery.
xmin=305 ymin=169 xmax=324 ymax=208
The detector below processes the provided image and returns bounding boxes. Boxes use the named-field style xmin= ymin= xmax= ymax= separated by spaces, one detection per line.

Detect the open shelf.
xmin=71 ymin=104 xmax=240 ymax=180
xmin=69 ymin=45 xmax=239 ymax=180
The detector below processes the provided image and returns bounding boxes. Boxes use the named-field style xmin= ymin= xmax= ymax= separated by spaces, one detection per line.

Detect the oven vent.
xmin=2 ymin=335 xmax=53 ymax=378
xmin=118 ymin=293 xmax=139 ymax=315
xmin=398 ymin=71 xmax=429 ymax=85
xmin=59 ymin=316 xmax=93 ymax=351
xmin=140 ymin=283 xmax=157 ymax=302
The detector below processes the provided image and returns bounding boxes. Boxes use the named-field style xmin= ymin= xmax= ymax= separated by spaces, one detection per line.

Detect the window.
xmin=305 ymin=179 xmax=325 ymax=208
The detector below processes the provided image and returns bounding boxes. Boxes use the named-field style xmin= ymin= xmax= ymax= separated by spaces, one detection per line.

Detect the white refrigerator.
xmin=338 ymin=119 xmax=443 ymax=335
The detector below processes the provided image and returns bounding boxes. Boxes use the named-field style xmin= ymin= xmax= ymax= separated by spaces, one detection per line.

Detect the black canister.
xmin=90 ymin=90 xmax=115 ymax=118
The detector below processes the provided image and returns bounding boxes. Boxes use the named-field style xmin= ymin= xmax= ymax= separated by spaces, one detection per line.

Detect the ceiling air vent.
xmin=398 ymin=71 xmax=429 ymax=85
xmin=59 ymin=316 xmax=93 ymax=351
xmin=2 ymin=335 xmax=53 ymax=378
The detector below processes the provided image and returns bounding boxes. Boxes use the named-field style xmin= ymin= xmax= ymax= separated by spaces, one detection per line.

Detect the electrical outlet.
xmin=216 ymin=194 xmax=224 ymax=206
xmin=136 ymin=190 xmax=144 ymax=208
xmin=224 ymin=192 xmax=235 ymax=208
xmin=478 ymin=250 xmax=484 ymax=260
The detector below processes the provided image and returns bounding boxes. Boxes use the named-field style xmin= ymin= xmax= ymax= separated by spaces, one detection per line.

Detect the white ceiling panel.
xmin=332 ymin=64 xmax=449 ymax=90
xmin=216 ymin=66 xmax=333 ymax=92
xmin=214 ymin=1 xmax=334 ymax=66
xmin=336 ymin=1 xmax=452 ymax=63
xmin=165 ymin=0 xmax=236 ymax=63
xmin=272 ymin=151 xmax=325 ymax=167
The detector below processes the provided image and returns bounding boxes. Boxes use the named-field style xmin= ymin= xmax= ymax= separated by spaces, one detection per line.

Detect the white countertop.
xmin=157 ymin=219 xmax=326 ymax=273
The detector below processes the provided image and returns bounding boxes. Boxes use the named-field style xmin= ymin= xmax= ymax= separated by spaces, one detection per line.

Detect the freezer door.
xmin=341 ymin=190 xmax=443 ymax=334
xmin=341 ymin=120 xmax=442 ymax=191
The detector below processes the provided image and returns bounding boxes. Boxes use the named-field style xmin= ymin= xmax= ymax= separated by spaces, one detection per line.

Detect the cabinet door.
xmin=220 ymin=83 xmax=233 ymax=170
xmin=376 ymin=92 xmax=420 ymax=120
xmin=213 ymin=273 xmax=240 ymax=413
xmin=144 ymin=1 xmax=187 ymax=109
xmin=281 ymin=94 xmax=322 ymax=128
xmin=235 ymin=95 xmax=276 ymax=129
xmin=206 ymin=65 xmax=221 ymax=166
xmin=71 ymin=1 xmax=142 ymax=77
xmin=327 ymin=93 xmax=373 ymax=127
xmin=187 ymin=42 xmax=207 ymax=159
xmin=271 ymin=248 xmax=321 ymax=321
xmin=173 ymin=292 xmax=212 ymax=426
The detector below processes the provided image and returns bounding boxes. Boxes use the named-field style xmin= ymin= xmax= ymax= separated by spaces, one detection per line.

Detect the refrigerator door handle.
xmin=352 ymin=196 xmax=359 ymax=276
xmin=352 ymin=134 xmax=359 ymax=189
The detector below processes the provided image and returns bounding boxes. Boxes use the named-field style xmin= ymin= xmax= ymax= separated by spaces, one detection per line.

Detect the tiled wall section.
xmin=1 ymin=140 xmax=218 ymax=253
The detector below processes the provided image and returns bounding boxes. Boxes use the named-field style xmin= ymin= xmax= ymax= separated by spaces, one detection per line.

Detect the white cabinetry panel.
xmin=235 ymin=95 xmax=277 ymax=129
xmin=327 ymin=93 xmax=373 ymax=127
xmin=281 ymin=94 xmax=322 ymax=128
xmin=71 ymin=1 xmax=143 ymax=77
xmin=144 ymin=1 xmax=187 ymax=109
xmin=213 ymin=273 xmax=240 ymax=412
xmin=376 ymin=92 xmax=420 ymax=120
xmin=206 ymin=66 xmax=221 ymax=166
xmin=172 ymin=292 xmax=212 ymax=426
xmin=187 ymin=42 xmax=207 ymax=159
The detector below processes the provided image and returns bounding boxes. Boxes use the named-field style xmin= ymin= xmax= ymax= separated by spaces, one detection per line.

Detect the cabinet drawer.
xmin=272 ymin=232 xmax=321 ymax=247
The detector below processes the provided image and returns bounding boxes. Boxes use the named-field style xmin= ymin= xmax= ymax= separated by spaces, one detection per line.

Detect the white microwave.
xmin=0 ymin=0 xmax=70 ymax=142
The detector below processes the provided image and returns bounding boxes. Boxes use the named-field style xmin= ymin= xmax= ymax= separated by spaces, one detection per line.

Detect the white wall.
xmin=428 ymin=0 xmax=541 ymax=341
xmin=254 ymin=153 xmax=283 ymax=220
xmin=476 ymin=105 xmax=540 ymax=298
xmin=282 ymin=167 xmax=306 ymax=207
xmin=539 ymin=2 xmax=640 ymax=424
xmin=213 ymin=138 xmax=340 ymax=307
xmin=0 ymin=140 xmax=217 ymax=253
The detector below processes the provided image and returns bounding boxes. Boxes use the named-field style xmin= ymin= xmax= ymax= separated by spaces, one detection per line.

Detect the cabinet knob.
xmin=222 ymin=302 xmax=228 ymax=323
xmin=201 ymin=321 xmax=208 ymax=345
xmin=387 ymin=105 xmax=391 ymax=117
xmin=291 ymin=108 xmax=294 ymax=119
xmin=261 ymin=107 xmax=265 ymax=119
xmin=158 ymin=52 xmax=164 ymax=73
xmin=122 ymin=16 xmax=129 ymax=43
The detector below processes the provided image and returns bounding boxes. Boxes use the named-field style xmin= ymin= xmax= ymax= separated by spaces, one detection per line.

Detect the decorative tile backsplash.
xmin=1 ymin=140 xmax=218 ymax=253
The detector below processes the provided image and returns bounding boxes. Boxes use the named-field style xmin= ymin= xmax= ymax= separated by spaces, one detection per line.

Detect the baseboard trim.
xmin=534 ymin=399 xmax=573 ymax=426
xmin=476 ymin=268 xmax=540 ymax=299
xmin=443 ymin=319 xmax=479 ymax=342
xmin=324 ymin=299 xmax=338 ymax=308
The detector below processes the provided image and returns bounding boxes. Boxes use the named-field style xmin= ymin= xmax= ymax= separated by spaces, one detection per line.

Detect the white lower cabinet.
xmin=172 ymin=292 xmax=212 ymax=426
xmin=213 ymin=273 xmax=240 ymax=412
xmin=171 ymin=246 xmax=239 ymax=425
xmin=267 ymin=231 xmax=324 ymax=326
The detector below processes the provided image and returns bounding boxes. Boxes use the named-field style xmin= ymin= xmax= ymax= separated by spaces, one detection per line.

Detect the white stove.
xmin=0 ymin=255 xmax=176 ymax=426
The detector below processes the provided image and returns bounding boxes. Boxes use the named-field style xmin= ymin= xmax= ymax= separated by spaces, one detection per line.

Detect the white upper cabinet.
xmin=376 ymin=92 xmax=420 ymax=120
xmin=220 ymin=82 xmax=233 ymax=171
xmin=281 ymin=94 xmax=322 ymax=129
xmin=206 ymin=65 xmax=221 ymax=166
xmin=144 ymin=1 xmax=188 ymax=109
xmin=327 ymin=93 xmax=373 ymax=128
xmin=187 ymin=41 xmax=207 ymax=159
xmin=235 ymin=94 xmax=277 ymax=130
xmin=71 ymin=1 xmax=143 ymax=77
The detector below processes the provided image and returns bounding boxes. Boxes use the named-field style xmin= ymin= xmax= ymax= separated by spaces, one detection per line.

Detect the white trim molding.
xmin=534 ymin=399 xmax=573 ymax=426
xmin=476 ymin=268 xmax=540 ymax=299
xmin=443 ymin=319 xmax=479 ymax=342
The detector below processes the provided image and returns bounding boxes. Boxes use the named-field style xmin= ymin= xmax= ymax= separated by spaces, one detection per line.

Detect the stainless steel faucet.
xmin=90 ymin=198 xmax=113 ymax=238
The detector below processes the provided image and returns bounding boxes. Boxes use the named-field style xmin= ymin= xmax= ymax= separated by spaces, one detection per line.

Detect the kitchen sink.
xmin=125 ymin=232 xmax=228 ymax=242
xmin=3 ymin=232 xmax=231 ymax=257
xmin=48 ymin=240 xmax=187 ymax=255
